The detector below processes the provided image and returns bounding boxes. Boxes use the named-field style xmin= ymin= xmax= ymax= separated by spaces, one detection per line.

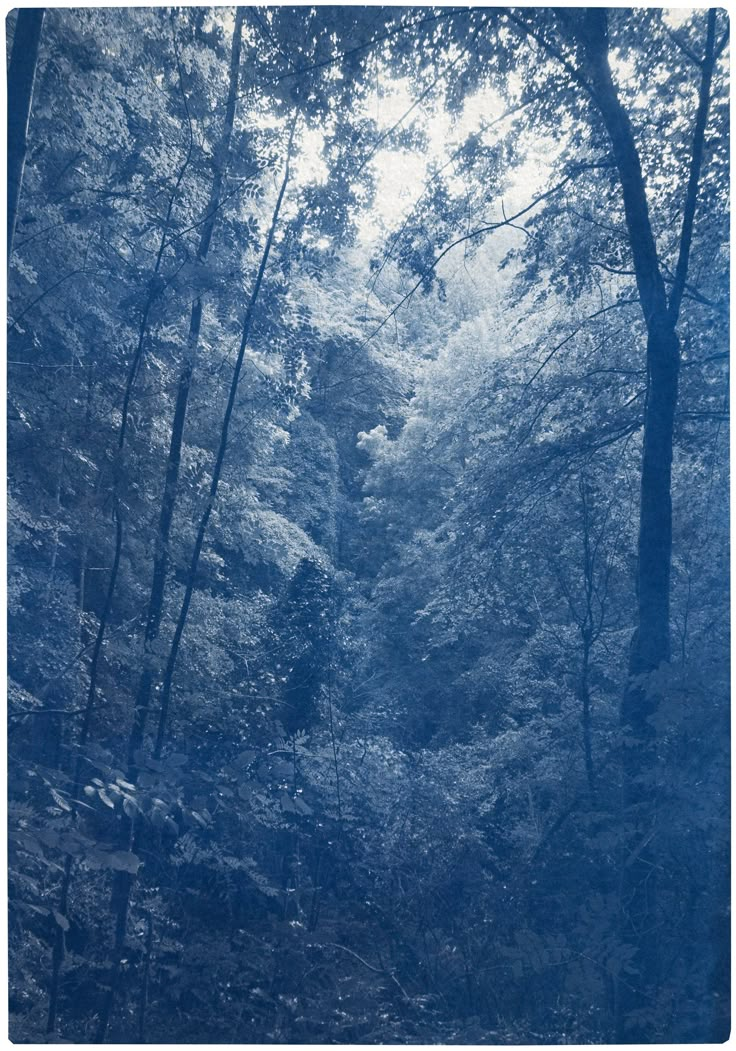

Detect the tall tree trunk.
xmin=576 ymin=14 xmax=676 ymax=705
xmin=128 ymin=6 xmax=245 ymax=770
xmin=578 ymin=475 xmax=597 ymax=798
xmin=580 ymin=633 xmax=595 ymax=797
xmin=43 ymin=20 xmax=198 ymax=1036
xmin=7 ymin=8 xmax=44 ymax=261
xmin=576 ymin=6 xmax=717 ymax=685
xmin=96 ymin=17 xmax=245 ymax=1033
xmin=153 ymin=118 xmax=296 ymax=760
xmin=96 ymin=13 xmax=245 ymax=1025
xmin=571 ymin=10 xmax=718 ymax=1039
xmin=70 ymin=13 xmax=196 ymax=767
xmin=94 ymin=119 xmax=296 ymax=1045
xmin=137 ymin=912 xmax=154 ymax=1042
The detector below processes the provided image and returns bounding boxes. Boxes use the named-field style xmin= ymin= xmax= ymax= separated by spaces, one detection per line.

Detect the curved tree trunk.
xmin=571 ymin=10 xmax=718 ymax=1040
xmin=7 ymin=8 xmax=44 ymax=261
xmin=127 ymin=6 xmax=246 ymax=772
xmin=95 ymin=118 xmax=296 ymax=1046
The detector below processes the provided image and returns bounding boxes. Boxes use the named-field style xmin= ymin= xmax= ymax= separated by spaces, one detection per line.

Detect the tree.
xmin=8 ymin=8 xmax=728 ymax=1044
xmin=7 ymin=8 xmax=44 ymax=260
xmin=126 ymin=6 xmax=247 ymax=772
xmin=533 ymin=12 xmax=726 ymax=1037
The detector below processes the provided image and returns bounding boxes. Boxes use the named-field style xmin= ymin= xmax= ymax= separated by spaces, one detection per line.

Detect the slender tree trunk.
xmin=577 ymin=9 xmax=717 ymax=685
xmin=95 ymin=17 xmax=245 ymax=1034
xmin=572 ymin=10 xmax=718 ymax=1039
xmin=128 ymin=7 xmax=245 ymax=770
xmin=7 ymin=8 xmax=44 ymax=261
xmin=44 ymin=506 xmax=122 ymax=1037
xmin=45 ymin=426 xmax=67 ymax=601
xmin=44 ymin=368 xmax=102 ymax=1034
xmin=45 ymin=847 xmax=72 ymax=1033
xmin=580 ymin=633 xmax=595 ymax=797
xmin=577 ymin=477 xmax=597 ymax=798
xmin=153 ymin=119 xmax=296 ymax=760
xmin=137 ymin=912 xmax=154 ymax=1042
xmin=577 ymin=17 xmax=676 ymax=701
xmin=94 ymin=119 xmax=296 ymax=1045
xmin=71 ymin=25 xmax=195 ymax=765
xmin=43 ymin=22 xmax=199 ymax=1036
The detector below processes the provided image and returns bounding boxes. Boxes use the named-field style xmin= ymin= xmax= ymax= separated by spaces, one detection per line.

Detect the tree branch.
xmin=661 ymin=22 xmax=704 ymax=70
xmin=668 ymin=9 xmax=718 ymax=325
xmin=523 ymin=299 xmax=639 ymax=392
xmin=363 ymin=172 xmax=584 ymax=345
xmin=505 ymin=11 xmax=594 ymax=97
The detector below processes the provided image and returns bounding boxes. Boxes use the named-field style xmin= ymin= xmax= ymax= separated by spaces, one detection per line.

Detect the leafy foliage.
xmin=8 ymin=6 xmax=728 ymax=1044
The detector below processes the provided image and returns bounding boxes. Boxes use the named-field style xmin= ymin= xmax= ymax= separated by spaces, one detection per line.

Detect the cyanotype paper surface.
xmin=7 ymin=6 xmax=729 ymax=1043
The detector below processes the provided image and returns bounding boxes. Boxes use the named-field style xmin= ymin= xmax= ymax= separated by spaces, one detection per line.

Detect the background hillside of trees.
xmin=7 ymin=6 xmax=729 ymax=1043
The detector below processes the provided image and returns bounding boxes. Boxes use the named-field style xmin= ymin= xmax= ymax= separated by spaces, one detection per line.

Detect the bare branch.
xmin=661 ymin=22 xmax=704 ymax=69
xmin=668 ymin=10 xmax=718 ymax=325
xmin=523 ymin=299 xmax=639 ymax=392
xmin=362 ymin=173 xmax=585 ymax=346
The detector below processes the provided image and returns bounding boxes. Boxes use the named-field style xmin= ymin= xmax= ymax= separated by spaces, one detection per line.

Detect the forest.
xmin=6 ymin=5 xmax=730 ymax=1044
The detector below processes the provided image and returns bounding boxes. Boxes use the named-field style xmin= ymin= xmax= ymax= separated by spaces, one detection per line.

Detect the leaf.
xmin=270 ymin=758 xmax=293 ymax=780
xmin=50 ymin=788 xmax=72 ymax=812
xmin=279 ymin=791 xmax=299 ymax=814
xmin=53 ymin=910 xmax=70 ymax=931
xmin=163 ymin=815 xmax=179 ymax=836
xmin=58 ymin=833 xmax=87 ymax=857
xmin=84 ymin=849 xmax=111 ymax=871
xmin=37 ymin=828 xmax=60 ymax=849
xmin=106 ymin=850 xmax=142 ymax=874
xmin=97 ymin=788 xmax=115 ymax=809
xmin=231 ymin=749 xmax=256 ymax=769
xmin=134 ymin=749 xmax=165 ymax=773
xmin=293 ymin=796 xmax=313 ymax=815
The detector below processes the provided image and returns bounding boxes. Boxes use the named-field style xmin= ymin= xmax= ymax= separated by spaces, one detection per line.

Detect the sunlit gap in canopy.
xmin=662 ymin=8 xmax=697 ymax=29
xmin=355 ymin=77 xmax=514 ymax=243
xmin=209 ymin=13 xmax=561 ymax=291
xmin=209 ymin=7 xmax=696 ymax=253
xmin=208 ymin=7 xmax=236 ymax=37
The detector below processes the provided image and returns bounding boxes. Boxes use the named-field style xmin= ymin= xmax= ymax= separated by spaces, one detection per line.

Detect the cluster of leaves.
xmin=8 ymin=6 xmax=728 ymax=1046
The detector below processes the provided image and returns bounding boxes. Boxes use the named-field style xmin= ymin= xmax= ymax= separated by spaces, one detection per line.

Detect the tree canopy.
xmin=7 ymin=6 xmax=729 ymax=1044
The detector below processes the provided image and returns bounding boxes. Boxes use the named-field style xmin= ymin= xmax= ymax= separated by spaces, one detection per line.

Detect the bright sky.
xmin=215 ymin=2 xmax=702 ymax=234
xmin=355 ymin=78 xmax=521 ymax=241
xmin=662 ymin=9 xmax=696 ymax=29
xmin=205 ymin=9 xmax=561 ymax=249
xmin=286 ymin=74 xmax=521 ymax=241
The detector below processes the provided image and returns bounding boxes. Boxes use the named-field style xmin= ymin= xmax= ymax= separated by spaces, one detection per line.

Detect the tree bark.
xmin=570 ymin=10 xmax=719 ymax=1039
xmin=7 ymin=8 xmax=44 ymax=261
xmin=127 ymin=6 xmax=245 ymax=770
xmin=575 ymin=14 xmax=677 ymax=706
xmin=154 ymin=119 xmax=296 ymax=759
xmin=575 ymin=10 xmax=717 ymax=693
xmin=580 ymin=634 xmax=595 ymax=797
xmin=95 ymin=118 xmax=296 ymax=1046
